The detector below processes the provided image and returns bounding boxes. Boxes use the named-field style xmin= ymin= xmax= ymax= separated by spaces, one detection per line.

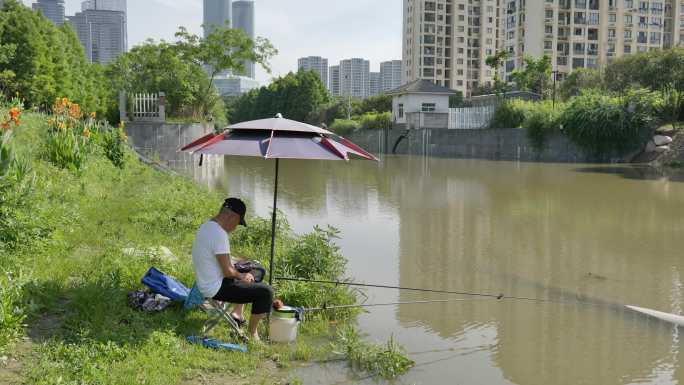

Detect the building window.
xmin=422 ymin=103 xmax=436 ymax=112
xmin=398 ymin=104 xmax=404 ymax=118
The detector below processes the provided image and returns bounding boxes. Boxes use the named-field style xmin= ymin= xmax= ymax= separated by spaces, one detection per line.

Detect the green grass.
xmin=0 ymin=111 xmax=412 ymax=384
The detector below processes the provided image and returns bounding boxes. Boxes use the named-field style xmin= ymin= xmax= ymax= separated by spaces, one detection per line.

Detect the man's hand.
xmin=241 ymin=273 xmax=255 ymax=283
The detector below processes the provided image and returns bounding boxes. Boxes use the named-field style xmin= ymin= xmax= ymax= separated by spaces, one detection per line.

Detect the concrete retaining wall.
xmin=125 ymin=122 xmax=211 ymax=157
xmin=346 ymin=128 xmax=609 ymax=163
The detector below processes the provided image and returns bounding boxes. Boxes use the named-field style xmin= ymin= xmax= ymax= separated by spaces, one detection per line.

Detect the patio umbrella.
xmin=180 ymin=113 xmax=378 ymax=286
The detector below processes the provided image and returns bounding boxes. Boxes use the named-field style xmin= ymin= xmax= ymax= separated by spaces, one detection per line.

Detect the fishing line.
xmin=305 ymin=297 xmax=497 ymax=312
xmin=276 ymin=276 xmax=504 ymax=299
xmin=275 ymin=276 xmax=619 ymax=308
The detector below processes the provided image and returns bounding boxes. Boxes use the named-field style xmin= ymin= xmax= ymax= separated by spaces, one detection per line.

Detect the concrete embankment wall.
xmin=125 ymin=122 xmax=212 ymax=158
xmin=124 ymin=122 xmax=621 ymax=164
xmin=346 ymin=128 xmax=605 ymax=163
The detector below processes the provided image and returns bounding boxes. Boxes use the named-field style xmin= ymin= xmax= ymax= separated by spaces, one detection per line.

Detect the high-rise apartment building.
xmin=67 ymin=9 xmax=126 ymax=64
xmin=298 ymin=56 xmax=329 ymax=89
xmin=329 ymin=65 xmax=341 ymax=97
xmin=380 ymin=60 xmax=403 ymax=92
xmin=502 ymin=0 xmax=682 ymax=82
xmin=370 ymin=72 xmax=381 ymax=96
xmin=80 ymin=0 xmax=127 ymax=53
xmin=232 ymin=0 xmax=255 ymax=78
xmin=403 ymin=0 xmax=499 ymax=97
xmin=203 ymin=0 xmax=232 ymax=38
xmin=81 ymin=0 xmax=126 ymax=12
xmin=339 ymin=58 xmax=371 ymax=99
xmin=32 ymin=0 xmax=65 ymax=26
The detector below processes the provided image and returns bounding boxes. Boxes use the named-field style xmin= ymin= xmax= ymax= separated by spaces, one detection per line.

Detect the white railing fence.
xmin=448 ymin=105 xmax=496 ymax=129
xmin=119 ymin=91 xmax=166 ymax=122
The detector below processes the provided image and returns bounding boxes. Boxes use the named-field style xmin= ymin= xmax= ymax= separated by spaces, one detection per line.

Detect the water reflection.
xmin=157 ymin=146 xmax=684 ymax=384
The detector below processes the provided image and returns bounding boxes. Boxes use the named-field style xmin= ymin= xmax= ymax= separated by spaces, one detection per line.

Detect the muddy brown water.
xmin=169 ymin=153 xmax=684 ymax=385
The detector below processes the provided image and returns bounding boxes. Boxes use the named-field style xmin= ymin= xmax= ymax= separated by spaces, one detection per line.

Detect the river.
xmin=169 ymin=152 xmax=684 ymax=385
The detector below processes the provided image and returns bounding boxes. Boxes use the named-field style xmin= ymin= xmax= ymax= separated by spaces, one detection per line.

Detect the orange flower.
xmin=90 ymin=111 xmax=97 ymax=119
xmin=1 ymin=120 xmax=9 ymax=131
xmin=69 ymin=103 xmax=82 ymax=119
xmin=62 ymin=97 xmax=69 ymax=106
xmin=83 ymin=128 xmax=91 ymax=138
xmin=9 ymin=107 xmax=20 ymax=122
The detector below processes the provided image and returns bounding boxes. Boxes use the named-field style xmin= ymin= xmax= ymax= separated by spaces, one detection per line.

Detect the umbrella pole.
xmin=268 ymin=158 xmax=279 ymax=287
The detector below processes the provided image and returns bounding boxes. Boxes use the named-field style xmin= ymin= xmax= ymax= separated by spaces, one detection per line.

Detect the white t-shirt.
xmin=192 ymin=221 xmax=233 ymax=298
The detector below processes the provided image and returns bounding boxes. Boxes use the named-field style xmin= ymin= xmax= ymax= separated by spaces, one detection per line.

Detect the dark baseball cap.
xmin=223 ymin=197 xmax=247 ymax=226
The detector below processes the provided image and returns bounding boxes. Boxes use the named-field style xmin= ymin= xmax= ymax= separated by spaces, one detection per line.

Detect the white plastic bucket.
xmin=269 ymin=316 xmax=299 ymax=343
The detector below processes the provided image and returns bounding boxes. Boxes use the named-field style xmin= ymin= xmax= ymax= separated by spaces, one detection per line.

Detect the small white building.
xmin=386 ymin=79 xmax=456 ymax=128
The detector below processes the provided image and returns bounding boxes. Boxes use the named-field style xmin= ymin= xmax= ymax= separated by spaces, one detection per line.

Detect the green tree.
xmin=0 ymin=0 xmax=109 ymax=114
xmin=485 ymin=49 xmax=511 ymax=95
xmin=511 ymin=55 xmax=552 ymax=97
xmin=227 ymin=70 xmax=330 ymax=124
xmin=559 ymin=68 xmax=603 ymax=100
xmin=355 ymin=94 xmax=392 ymax=115
xmin=108 ymin=25 xmax=275 ymax=124
xmin=603 ymin=49 xmax=684 ymax=93
xmin=173 ymin=26 xmax=276 ymax=119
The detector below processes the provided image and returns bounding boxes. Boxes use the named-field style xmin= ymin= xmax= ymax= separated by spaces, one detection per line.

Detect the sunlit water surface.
xmin=169 ymin=152 xmax=684 ymax=385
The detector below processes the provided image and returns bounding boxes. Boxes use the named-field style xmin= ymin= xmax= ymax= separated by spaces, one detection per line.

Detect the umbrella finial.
xmin=275 ymin=113 xmax=283 ymax=119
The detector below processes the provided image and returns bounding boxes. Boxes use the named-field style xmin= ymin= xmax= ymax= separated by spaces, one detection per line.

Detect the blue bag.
xmin=141 ymin=267 xmax=190 ymax=302
xmin=186 ymin=336 xmax=247 ymax=353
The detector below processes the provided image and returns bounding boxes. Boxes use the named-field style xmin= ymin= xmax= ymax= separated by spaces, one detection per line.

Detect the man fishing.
xmin=191 ymin=197 xmax=273 ymax=341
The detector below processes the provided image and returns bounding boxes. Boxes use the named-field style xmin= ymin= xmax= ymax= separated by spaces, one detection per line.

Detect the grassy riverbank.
xmin=0 ymin=109 xmax=411 ymax=384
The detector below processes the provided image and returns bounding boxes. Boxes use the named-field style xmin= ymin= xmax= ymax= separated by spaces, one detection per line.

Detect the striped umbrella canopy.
xmin=180 ymin=114 xmax=379 ymax=285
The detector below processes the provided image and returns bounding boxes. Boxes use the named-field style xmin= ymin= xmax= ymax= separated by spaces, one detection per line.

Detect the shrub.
xmin=560 ymin=89 xmax=662 ymax=157
xmin=359 ymin=111 xmax=391 ymax=130
xmin=100 ymin=121 xmax=128 ymax=169
xmin=229 ymin=214 xmax=357 ymax=317
xmin=330 ymin=119 xmax=360 ymax=135
xmin=524 ymin=101 xmax=562 ymax=152
xmin=490 ymin=99 xmax=533 ymax=128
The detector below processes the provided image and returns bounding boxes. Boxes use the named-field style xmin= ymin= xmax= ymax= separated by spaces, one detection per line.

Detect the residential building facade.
xmin=380 ymin=60 xmax=403 ymax=92
xmin=329 ymin=65 xmax=341 ymax=97
xmin=403 ymin=0 xmax=499 ymax=97
xmin=370 ymin=72 xmax=382 ymax=96
xmin=502 ymin=0 xmax=683 ymax=82
xmin=67 ymin=9 xmax=126 ymax=64
xmin=297 ymin=56 xmax=329 ymax=89
xmin=232 ymin=0 xmax=255 ymax=78
xmin=32 ymin=0 xmax=65 ymax=26
xmin=404 ymin=0 xmax=684 ymax=96
xmin=339 ymin=58 xmax=371 ymax=99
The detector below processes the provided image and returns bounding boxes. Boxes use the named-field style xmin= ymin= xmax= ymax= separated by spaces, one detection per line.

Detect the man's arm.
xmin=216 ymin=254 xmax=254 ymax=282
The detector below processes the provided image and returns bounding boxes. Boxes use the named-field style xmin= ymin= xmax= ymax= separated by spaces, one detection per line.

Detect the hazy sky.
xmin=23 ymin=0 xmax=403 ymax=84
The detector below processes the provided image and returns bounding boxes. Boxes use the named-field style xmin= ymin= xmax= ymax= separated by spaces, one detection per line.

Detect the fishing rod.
xmin=275 ymin=277 xmax=684 ymax=327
